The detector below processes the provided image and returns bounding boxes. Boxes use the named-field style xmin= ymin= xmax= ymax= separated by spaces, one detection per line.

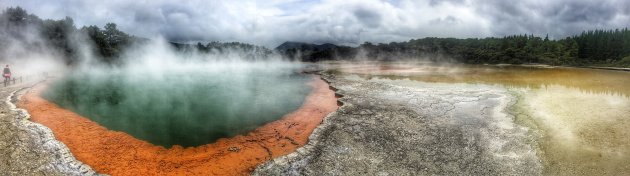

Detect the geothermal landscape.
xmin=2 ymin=1 xmax=630 ymax=176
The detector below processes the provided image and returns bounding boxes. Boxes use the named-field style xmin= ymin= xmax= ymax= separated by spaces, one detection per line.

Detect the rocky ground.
xmin=254 ymin=72 xmax=543 ymax=175
xmin=1 ymin=71 xmax=544 ymax=175
xmin=0 ymin=80 xmax=97 ymax=176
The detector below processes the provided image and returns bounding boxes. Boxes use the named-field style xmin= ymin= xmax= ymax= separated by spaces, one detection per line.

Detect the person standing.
xmin=3 ymin=65 xmax=11 ymax=86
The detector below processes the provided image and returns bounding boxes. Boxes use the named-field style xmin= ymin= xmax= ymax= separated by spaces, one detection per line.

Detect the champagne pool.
xmin=43 ymin=63 xmax=312 ymax=148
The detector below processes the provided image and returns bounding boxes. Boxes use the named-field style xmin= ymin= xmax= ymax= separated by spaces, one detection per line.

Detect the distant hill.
xmin=275 ymin=41 xmax=356 ymax=62
xmin=275 ymin=42 xmax=340 ymax=52
xmin=170 ymin=41 xmax=275 ymax=61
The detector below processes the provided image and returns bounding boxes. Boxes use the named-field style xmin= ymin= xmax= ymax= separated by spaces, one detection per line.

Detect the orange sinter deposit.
xmin=19 ymin=75 xmax=338 ymax=175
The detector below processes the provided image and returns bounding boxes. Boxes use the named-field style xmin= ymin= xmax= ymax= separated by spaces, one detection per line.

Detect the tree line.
xmin=286 ymin=29 xmax=630 ymax=67
xmin=0 ymin=7 xmax=269 ymax=64
xmin=2 ymin=7 xmax=630 ymax=67
xmin=171 ymin=41 xmax=275 ymax=61
xmin=0 ymin=7 xmax=142 ymax=64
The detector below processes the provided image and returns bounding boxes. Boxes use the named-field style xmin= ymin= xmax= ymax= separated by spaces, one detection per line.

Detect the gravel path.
xmin=0 ymin=80 xmax=98 ymax=176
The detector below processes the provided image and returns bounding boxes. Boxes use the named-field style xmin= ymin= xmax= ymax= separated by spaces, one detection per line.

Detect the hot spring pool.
xmin=43 ymin=64 xmax=312 ymax=148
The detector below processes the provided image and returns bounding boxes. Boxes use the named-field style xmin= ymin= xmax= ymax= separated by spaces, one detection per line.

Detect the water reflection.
xmin=336 ymin=63 xmax=630 ymax=98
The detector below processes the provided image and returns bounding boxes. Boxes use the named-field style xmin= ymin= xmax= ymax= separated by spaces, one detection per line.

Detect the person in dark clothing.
xmin=3 ymin=65 xmax=11 ymax=85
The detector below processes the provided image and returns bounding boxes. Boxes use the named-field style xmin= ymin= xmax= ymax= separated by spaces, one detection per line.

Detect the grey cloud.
xmin=554 ymin=2 xmax=617 ymax=23
xmin=1 ymin=0 xmax=629 ymax=47
xmin=354 ymin=7 xmax=382 ymax=28
xmin=474 ymin=0 xmax=629 ymax=38
xmin=429 ymin=16 xmax=460 ymax=25
xmin=429 ymin=0 xmax=465 ymax=6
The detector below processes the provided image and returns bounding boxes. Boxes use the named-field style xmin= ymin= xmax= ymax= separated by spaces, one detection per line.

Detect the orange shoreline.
xmin=19 ymin=75 xmax=338 ymax=175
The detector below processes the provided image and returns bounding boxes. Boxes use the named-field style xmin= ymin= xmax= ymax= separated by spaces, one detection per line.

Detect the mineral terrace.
xmin=254 ymin=72 xmax=542 ymax=175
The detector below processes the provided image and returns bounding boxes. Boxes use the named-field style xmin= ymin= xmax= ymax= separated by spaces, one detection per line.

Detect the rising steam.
xmin=0 ymin=8 xmax=312 ymax=148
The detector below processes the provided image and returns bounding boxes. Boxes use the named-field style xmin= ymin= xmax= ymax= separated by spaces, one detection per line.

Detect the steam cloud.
xmin=1 ymin=9 xmax=311 ymax=147
xmin=2 ymin=0 xmax=629 ymax=47
xmin=39 ymin=38 xmax=312 ymax=147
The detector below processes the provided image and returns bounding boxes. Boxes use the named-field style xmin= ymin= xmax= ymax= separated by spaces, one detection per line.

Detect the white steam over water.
xmin=39 ymin=38 xmax=312 ymax=147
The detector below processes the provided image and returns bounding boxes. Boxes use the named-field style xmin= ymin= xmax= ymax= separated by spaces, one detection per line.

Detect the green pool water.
xmin=43 ymin=63 xmax=312 ymax=148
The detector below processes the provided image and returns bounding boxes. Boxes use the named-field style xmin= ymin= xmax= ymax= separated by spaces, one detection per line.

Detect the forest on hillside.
xmin=286 ymin=30 xmax=630 ymax=67
xmin=364 ymin=29 xmax=630 ymax=66
xmin=2 ymin=7 xmax=630 ymax=67
xmin=0 ymin=7 xmax=138 ymax=64
xmin=0 ymin=7 xmax=266 ymax=64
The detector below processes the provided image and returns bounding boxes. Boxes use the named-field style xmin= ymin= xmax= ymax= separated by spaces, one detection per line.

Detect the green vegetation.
xmin=0 ymin=7 xmax=265 ymax=64
xmin=81 ymin=23 xmax=136 ymax=61
xmin=288 ymin=30 xmax=630 ymax=67
xmin=616 ymin=56 xmax=630 ymax=67
xmin=2 ymin=6 xmax=630 ymax=68
xmin=0 ymin=7 xmax=139 ymax=64
xmin=171 ymin=41 xmax=275 ymax=61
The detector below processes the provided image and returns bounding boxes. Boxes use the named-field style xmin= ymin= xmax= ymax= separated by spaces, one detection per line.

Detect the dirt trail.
xmin=19 ymin=75 xmax=338 ymax=175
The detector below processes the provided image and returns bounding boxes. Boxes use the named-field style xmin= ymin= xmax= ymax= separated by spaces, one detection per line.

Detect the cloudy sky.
xmin=2 ymin=0 xmax=629 ymax=47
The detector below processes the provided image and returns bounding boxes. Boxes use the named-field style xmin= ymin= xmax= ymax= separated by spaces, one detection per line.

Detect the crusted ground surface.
xmin=254 ymin=73 xmax=542 ymax=175
xmin=0 ymin=81 xmax=97 ymax=176
xmin=1 ymin=71 xmax=544 ymax=175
